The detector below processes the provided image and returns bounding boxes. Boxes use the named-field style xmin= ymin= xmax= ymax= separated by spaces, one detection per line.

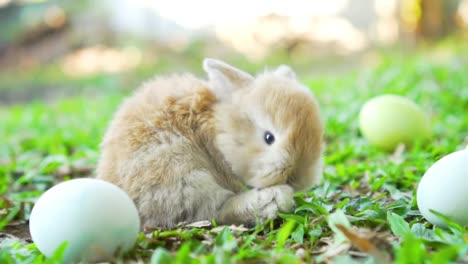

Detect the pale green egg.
xmin=29 ymin=178 xmax=140 ymax=262
xmin=359 ymin=94 xmax=431 ymax=151
xmin=417 ymin=150 xmax=468 ymax=227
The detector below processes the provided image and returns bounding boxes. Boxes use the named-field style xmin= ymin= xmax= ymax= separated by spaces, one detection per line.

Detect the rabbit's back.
xmin=96 ymin=75 xmax=226 ymax=200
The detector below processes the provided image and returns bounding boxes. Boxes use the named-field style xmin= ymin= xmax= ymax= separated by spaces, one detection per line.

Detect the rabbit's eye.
xmin=264 ymin=131 xmax=275 ymax=145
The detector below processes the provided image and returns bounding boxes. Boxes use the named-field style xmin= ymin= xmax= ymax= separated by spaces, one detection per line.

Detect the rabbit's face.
xmin=205 ymin=59 xmax=324 ymax=191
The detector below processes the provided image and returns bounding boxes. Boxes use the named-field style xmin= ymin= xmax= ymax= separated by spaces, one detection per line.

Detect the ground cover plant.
xmin=0 ymin=45 xmax=467 ymax=263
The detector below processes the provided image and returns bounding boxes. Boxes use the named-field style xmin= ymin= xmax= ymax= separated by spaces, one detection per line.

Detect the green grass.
xmin=0 ymin=47 xmax=467 ymax=263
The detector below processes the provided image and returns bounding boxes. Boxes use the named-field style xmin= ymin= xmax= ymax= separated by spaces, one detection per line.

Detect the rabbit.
xmin=96 ymin=58 xmax=324 ymax=229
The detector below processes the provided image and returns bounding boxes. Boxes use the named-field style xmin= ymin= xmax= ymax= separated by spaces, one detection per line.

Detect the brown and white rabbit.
xmin=96 ymin=59 xmax=324 ymax=229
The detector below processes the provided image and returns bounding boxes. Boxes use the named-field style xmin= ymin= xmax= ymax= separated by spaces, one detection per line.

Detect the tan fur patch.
xmin=97 ymin=75 xmax=240 ymax=196
xmin=96 ymin=62 xmax=325 ymax=228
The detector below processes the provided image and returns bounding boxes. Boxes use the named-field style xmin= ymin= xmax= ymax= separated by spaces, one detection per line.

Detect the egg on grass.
xmin=359 ymin=94 xmax=431 ymax=151
xmin=29 ymin=178 xmax=140 ymax=262
xmin=417 ymin=149 xmax=468 ymax=227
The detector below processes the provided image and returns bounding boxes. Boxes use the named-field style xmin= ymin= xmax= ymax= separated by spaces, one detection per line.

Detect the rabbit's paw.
xmin=256 ymin=184 xmax=295 ymax=220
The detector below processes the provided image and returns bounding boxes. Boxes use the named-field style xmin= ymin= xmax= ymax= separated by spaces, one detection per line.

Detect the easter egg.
xmin=30 ymin=178 xmax=140 ymax=262
xmin=359 ymin=95 xmax=431 ymax=151
xmin=417 ymin=150 xmax=468 ymax=227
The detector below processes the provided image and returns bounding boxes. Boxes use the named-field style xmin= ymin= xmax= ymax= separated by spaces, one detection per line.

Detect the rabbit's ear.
xmin=203 ymin=58 xmax=253 ymax=100
xmin=275 ymin=65 xmax=296 ymax=80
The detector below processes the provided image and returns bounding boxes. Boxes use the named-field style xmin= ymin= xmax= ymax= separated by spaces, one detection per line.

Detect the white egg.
xmin=30 ymin=178 xmax=140 ymax=262
xmin=417 ymin=150 xmax=468 ymax=227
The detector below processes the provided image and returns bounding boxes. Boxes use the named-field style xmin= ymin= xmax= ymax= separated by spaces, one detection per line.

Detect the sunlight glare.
xmin=0 ymin=0 xmax=11 ymax=8
xmin=458 ymin=0 xmax=468 ymax=26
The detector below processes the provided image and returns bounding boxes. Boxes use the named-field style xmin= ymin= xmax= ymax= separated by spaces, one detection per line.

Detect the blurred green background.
xmin=0 ymin=0 xmax=467 ymax=105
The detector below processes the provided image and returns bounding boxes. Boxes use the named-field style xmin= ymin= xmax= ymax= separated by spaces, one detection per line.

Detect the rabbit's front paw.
xmin=256 ymin=184 xmax=295 ymax=219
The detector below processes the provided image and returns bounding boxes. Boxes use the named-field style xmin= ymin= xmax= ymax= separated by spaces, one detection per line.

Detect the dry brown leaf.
xmin=143 ymin=226 xmax=165 ymax=233
xmin=0 ymin=221 xmax=31 ymax=245
xmin=336 ymin=224 xmax=391 ymax=263
xmin=323 ymin=243 xmax=351 ymax=259
xmin=336 ymin=224 xmax=377 ymax=252
xmin=185 ymin=220 xmax=212 ymax=228
xmin=310 ymin=237 xmax=334 ymax=255
xmin=0 ymin=233 xmax=30 ymax=245
xmin=2 ymin=221 xmax=31 ymax=243
xmin=54 ymin=163 xmax=94 ymax=178
xmin=0 ymin=196 xmax=14 ymax=208
xmin=389 ymin=143 xmax=406 ymax=164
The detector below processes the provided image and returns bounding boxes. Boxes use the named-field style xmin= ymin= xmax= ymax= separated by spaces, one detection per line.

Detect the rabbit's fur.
xmin=97 ymin=59 xmax=324 ymax=228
